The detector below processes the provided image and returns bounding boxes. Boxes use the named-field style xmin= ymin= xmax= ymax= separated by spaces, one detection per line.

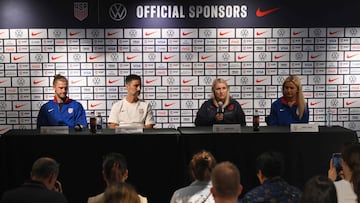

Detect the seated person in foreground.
xmin=108 ymin=74 xmax=155 ymax=129
xmin=269 ymin=75 xmax=309 ymax=126
xmin=239 ymin=151 xmax=302 ymax=203
xmin=37 ymin=74 xmax=87 ymax=129
xmin=104 ymin=182 xmax=140 ymax=203
xmin=210 ymin=161 xmax=243 ymax=203
xmin=87 ymin=152 xmax=147 ymax=203
xmin=300 ymin=175 xmax=337 ymax=203
xmin=0 ymin=157 xmax=67 ymax=203
xmin=170 ymin=150 xmax=217 ymax=203
xmin=328 ymin=142 xmax=359 ymax=203
xmin=195 ymin=78 xmax=246 ymax=126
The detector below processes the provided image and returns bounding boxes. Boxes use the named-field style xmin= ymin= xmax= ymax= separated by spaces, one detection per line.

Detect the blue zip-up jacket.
xmin=269 ymin=96 xmax=309 ymax=126
xmin=37 ymin=97 xmax=87 ymax=129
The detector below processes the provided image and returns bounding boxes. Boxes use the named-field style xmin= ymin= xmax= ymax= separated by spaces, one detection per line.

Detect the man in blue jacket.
xmin=37 ymin=74 xmax=87 ymax=129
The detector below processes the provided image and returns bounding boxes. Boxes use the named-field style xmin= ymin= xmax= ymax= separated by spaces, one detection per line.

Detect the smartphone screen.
xmin=332 ymin=153 xmax=342 ymax=171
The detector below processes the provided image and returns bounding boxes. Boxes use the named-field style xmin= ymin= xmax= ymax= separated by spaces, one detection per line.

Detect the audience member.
xmin=195 ymin=78 xmax=246 ymax=126
xmin=239 ymin=151 xmax=301 ymax=203
xmin=1 ymin=157 xmax=67 ymax=203
xmin=210 ymin=161 xmax=242 ymax=203
xmin=37 ymin=74 xmax=87 ymax=129
xmin=104 ymin=182 xmax=140 ymax=203
xmin=108 ymin=74 xmax=155 ymax=129
xmin=300 ymin=175 xmax=337 ymax=203
xmin=269 ymin=75 xmax=309 ymax=126
xmin=328 ymin=142 xmax=359 ymax=203
xmin=87 ymin=152 xmax=147 ymax=203
xmin=170 ymin=150 xmax=217 ymax=203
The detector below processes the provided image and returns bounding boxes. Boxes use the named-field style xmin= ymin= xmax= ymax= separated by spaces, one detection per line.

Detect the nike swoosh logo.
xmin=33 ymin=80 xmax=45 ymax=85
xmin=15 ymin=104 xmax=27 ymax=108
xmin=274 ymin=55 xmax=285 ymax=60
xmin=51 ymin=56 xmax=63 ymax=61
xmin=328 ymin=78 xmax=339 ymax=83
xmin=240 ymin=102 xmax=249 ymax=106
xmin=164 ymin=103 xmax=175 ymax=107
xmin=146 ymin=79 xmax=157 ymax=84
xmin=48 ymin=109 xmax=54 ymax=112
xmin=256 ymin=7 xmax=280 ymax=17
xmin=310 ymin=54 xmax=321 ymax=59
xmin=89 ymin=55 xmax=101 ymax=60
xmin=329 ymin=31 xmax=338 ymax=35
xmin=256 ymin=31 xmax=267 ymax=36
xmin=71 ymin=80 xmax=82 ymax=84
xmin=0 ymin=80 xmax=7 ymax=84
xmin=145 ymin=31 xmax=156 ymax=36
xmin=0 ymin=32 xmax=4 ymax=35
xmin=31 ymin=32 xmax=42 ymax=37
xmin=292 ymin=31 xmax=302 ymax=36
xmin=90 ymin=103 xmax=101 ymax=108
xmin=13 ymin=56 xmax=25 ymax=61
xmin=108 ymin=79 xmax=119 ymax=84
xmin=255 ymin=79 xmax=266 ymax=83
xmin=201 ymin=55 xmax=211 ymax=60
xmin=126 ymin=56 xmax=137 ymax=60
xmin=219 ymin=31 xmax=230 ymax=36
xmin=107 ymin=32 xmax=118 ymax=36
xmin=346 ymin=54 xmax=357 ymax=59
xmin=237 ymin=55 xmax=249 ymax=60
xmin=182 ymin=79 xmax=193 ymax=84
xmin=182 ymin=32 xmax=192 ymax=36
xmin=69 ymin=32 xmax=81 ymax=36
xmin=310 ymin=102 xmax=321 ymax=106
xmin=163 ymin=55 xmax=174 ymax=60
xmin=346 ymin=101 xmax=356 ymax=106
xmin=0 ymin=128 xmax=7 ymax=131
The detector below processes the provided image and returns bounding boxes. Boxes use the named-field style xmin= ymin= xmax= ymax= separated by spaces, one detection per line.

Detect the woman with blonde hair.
xmin=195 ymin=78 xmax=246 ymax=126
xmin=269 ymin=75 xmax=309 ymax=126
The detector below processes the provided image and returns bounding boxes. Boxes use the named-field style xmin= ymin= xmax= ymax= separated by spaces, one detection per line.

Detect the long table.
xmin=0 ymin=126 xmax=357 ymax=203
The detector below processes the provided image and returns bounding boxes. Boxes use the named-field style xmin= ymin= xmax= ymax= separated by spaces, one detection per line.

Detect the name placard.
xmin=115 ymin=126 xmax=144 ymax=134
xmin=213 ymin=124 xmax=241 ymax=133
xmin=40 ymin=126 xmax=69 ymax=134
xmin=290 ymin=123 xmax=319 ymax=132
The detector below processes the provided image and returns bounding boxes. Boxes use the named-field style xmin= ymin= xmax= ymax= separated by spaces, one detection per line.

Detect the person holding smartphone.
xmin=328 ymin=143 xmax=360 ymax=203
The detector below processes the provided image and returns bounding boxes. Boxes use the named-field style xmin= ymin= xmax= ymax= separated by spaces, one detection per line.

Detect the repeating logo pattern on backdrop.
xmin=0 ymin=27 xmax=359 ymax=134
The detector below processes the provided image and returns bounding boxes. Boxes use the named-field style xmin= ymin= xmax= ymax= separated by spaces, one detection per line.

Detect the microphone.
xmin=217 ymin=101 xmax=223 ymax=114
xmin=74 ymin=123 xmax=83 ymax=131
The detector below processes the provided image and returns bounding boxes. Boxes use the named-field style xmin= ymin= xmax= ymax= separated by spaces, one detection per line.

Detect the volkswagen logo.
xmin=349 ymin=75 xmax=357 ymax=84
xmin=331 ymin=52 xmax=339 ymax=60
xmin=222 ymin=53 xmax=230 ymax=61
xmin=0 ymin=101 xmax=7 ymax=110
xmin=277 ymin=29 xmax=285 ymax=37
xmin=91 ymin=30 xmax=100 ymax=38
xmin=204 ymin=76 xmax=212 ymax=85
xmin=185 ymin=53 xmax=193 ymax=61
xmin=166 ymin=30 xmax=174 ymax=38
xmin=349 ymin=28 xmax=358 ymax=36
xmin=313 ymin=28 xmax=322 ymax=37
xmin=148 ymin=53 xmax=156 ymax=61
xmin=259 ymin=53 xmax=267 ymax=61
xmin=109 ymin=3 xmax=127 ymax=21
xmin=73 ymin=53 xmax=81 ymax=62
xmin=240 ymin=76 xmax=248 ymax=85
xmin=240 ymin=29 xmax=249 ymax=37
xmin=17 ymin=78 xmax=25 ymax=86
xmin=0 ymin=54 xmax=5 ymax=62
xmin=15 ymin=29 xmax=23 ymax=38
xmin=167 ymin=77 xmax=175 ymax=85
xmin=330 ymin=99 xmax=339 ymax=107
xmin=258 ymin=99 xmax=266 ymax=108
xmin=313 ymin=76 xmax=321 ymax=84
xmin=110 ymin=53 xmax=119 ymax=62
xmin=53 ymin=30 xmax=62 ymax=38
xmin=35 ymin=54 xmax=43 ymax=62
xmin=92 ymin=77 xmax=100 ymax=85
xmin=185 ymin=100 xmax=194 ymax=108
xmin=203 ymin=29 xmax=212 ymax=38
xmin=295 ymin=52 xmax=303 ymax=60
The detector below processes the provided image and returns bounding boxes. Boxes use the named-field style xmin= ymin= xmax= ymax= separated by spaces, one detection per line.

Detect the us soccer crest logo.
xmin=74 ymin=2 xmax=88 ymax=21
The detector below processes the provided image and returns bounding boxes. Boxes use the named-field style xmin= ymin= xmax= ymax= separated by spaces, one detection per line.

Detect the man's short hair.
xmin=53 ymin=74 xmax=68 ymax=86
xmin=211 ymin=161 xmax=240 ymax=199
xmin=256 ymin=151 xmax=284 ymax=178
xmin=31 ymin=157 xmax=60 ymax=179
xmin=125 ymin=74 xmax=141 ymax=84
xmin=102 ymin=153 xmax=128 ymax=178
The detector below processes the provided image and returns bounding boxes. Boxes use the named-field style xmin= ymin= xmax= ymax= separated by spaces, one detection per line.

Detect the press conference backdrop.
xmin=0 ymin=0 xmax=359 ymax=136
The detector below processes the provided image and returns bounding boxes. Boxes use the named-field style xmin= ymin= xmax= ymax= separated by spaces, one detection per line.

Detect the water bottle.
xmin=326 ymin=108 xmax=332 ymax=127
xmin=89 ymin=111 xmax=96 ymax=133
xmin=96 ymin=112 xmax=103 ymax=132
xmin=253 ymin=109 xmax=260 ymax=131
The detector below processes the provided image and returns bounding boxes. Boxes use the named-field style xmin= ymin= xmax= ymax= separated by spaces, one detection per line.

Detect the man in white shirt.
xmin=108 ymin=74 xmax=155 ymax=129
